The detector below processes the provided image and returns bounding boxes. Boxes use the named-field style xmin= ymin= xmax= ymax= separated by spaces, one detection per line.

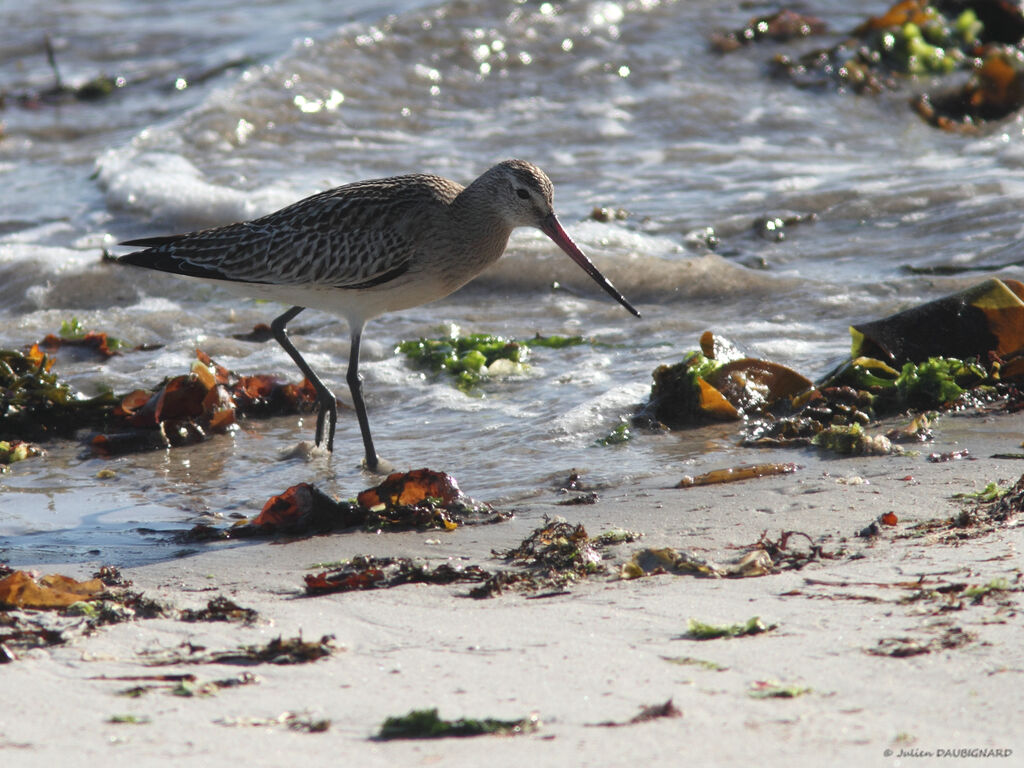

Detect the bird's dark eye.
xmin=515 ymin=188 xmax=530 ymax=200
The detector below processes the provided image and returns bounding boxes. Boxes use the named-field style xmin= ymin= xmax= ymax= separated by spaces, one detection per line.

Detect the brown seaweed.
xmin=590 ymin=699 xmax=683 ymax=727
xmin=182 ymin=470 xmax=509 ymax=542
xmin=141 ymin=635 xmax=336 ymax=666
xmin=178 ymin=596 xmax=259 ymax=625
xmin=710 ymin=9 xmax=827 ymax=53
xmin=304 ymin=556 xmax=491 ymax=596
xmin=92 ymin=350 xmax=318 ymax=455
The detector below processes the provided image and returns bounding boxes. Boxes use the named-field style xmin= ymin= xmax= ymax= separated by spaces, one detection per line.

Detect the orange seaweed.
xmin=676 ymin=462 xmax=800 ymax=488
xmin=0 ymin=571 xmax=104 ymax=609
xmin=357 ymin=468 xmax=466 ymax=510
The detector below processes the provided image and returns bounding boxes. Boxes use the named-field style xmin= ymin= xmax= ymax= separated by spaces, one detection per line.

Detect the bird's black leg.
xmin=271 ymin=306 xmax=338 ymax=451
xmin=346 ymin=324 xmax=380 ymax=472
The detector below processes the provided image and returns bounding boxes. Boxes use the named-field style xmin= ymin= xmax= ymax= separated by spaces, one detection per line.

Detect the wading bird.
xmin=119 ymin=159 xmax=639 ymax=471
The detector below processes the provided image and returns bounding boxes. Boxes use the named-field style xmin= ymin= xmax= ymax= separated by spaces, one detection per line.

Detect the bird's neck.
xmin=450 ymin=183 xmax=514 ymax=270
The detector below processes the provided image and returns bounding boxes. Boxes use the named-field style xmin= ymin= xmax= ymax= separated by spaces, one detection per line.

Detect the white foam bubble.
xmin=95 ymin=147 xmax=297 ymax=230
xmin=563 ymin=219 xmax=683 ymax=257
xmin=0 ymin=241 xmax=90 ymax=270
xmin=548 ymin=382 xmax=647 ymax=440
xmin=128 ymin=295 xmax=185 ymax=313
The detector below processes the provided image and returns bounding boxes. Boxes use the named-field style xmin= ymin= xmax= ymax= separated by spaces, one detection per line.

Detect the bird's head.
xmin=483 ymin=158 xmax=640 ymax=318
xmin=485 ymin=158 xmax=556 ymax=230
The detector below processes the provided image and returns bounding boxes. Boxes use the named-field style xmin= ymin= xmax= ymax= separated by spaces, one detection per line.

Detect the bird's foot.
xmin=279 ymin=440 xmax=329 ymax=461
xmin=362 ymin=454 xmax=394 ymax=475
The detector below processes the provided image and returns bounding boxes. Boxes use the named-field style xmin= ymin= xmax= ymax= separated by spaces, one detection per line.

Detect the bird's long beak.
xmin=539 ymin=213 xmax=640 ymax=318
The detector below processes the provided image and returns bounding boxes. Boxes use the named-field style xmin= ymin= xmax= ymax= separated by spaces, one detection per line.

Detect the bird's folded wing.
xmin=120 ymin=218 xmax=414 ymax=289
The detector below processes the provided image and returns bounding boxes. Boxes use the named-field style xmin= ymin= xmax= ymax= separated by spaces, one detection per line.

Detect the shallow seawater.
xmin=2 ymin=0 xmax=1024 ymax=564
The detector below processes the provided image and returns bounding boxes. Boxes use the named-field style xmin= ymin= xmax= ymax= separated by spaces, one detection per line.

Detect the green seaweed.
xmin=397 ymin=333 xmax=526 ymax=390
xmin=525 ymin=334 xmax=588 ymax=350
xmin=0 ymin=439 xmax=42 ymax=466
xmin=749 ymin=682 xmax=812 ymax=699
xmin=685 ymin=616 xmax=777 ymax=640
xmin=953 ymin=9 xmax=982 ymax=45
xmin=596 ymin=422 xmax=632 ymax=446
xmin=107 ymin=714 xmax=151 ymax=725
xmin=953 ymin=482 xmax=1011 ymax=502
xmin=771 ymin=2 xmax=981 ymax=91
xmin=685 ymin=351 xmax=722 ymax=381
xmin=811 ymin=423 xmax=900 ymax=456
xmin=377 ymin=708 xmax=538 ymax=740
xmin=893 ymin=21 xmax=959 ymax=76
xmin=59 ymin=317 xmax=87 ymax=339
xmin=396 ymin=327 xmax=587 ymax=391
xmin=894 ymin=357 xmax=986 ymax=406
xmin=56 ymin=316 xmax=126 ymax=351
xmin=0 ymin=348 xmax=116 ymax=439
xmin=661 ymin=656 xmax=728 ymax=671
xmin=822 ymin=355 xmax=988 ymax=413
xmin=961 ymin=577 xmax=1013 ymax=602
xmin=827 ymin=356 xmax=901 ymax=390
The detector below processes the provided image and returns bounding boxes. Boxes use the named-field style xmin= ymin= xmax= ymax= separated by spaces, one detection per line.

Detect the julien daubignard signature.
xmin=884 ymin=748 xmax=1013 ymax=759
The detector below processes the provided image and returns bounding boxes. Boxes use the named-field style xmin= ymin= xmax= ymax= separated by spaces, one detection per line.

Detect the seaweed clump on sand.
xmin=304 ymin=556 xmax=493 ymax=596
xmin=713 ymin=0 xmax=1024 ymax=130
xmin=182 ymin=468 xmax=510 ymax=544
xmin=299 ymin=516 xmax=640 ymax=599
xmin=377 ymin=708 xmax=539 ymax=740
xmin=468 ymin=518 xmax=640 ymax=598
xmin=909 ymin=470 xmax=1024 ymax=541
xmin=637 ymin=279 xmax=1024 ymax=455
xmin=0 ymin=566 xmax=172 ymax=662
xmin=621 ymin=528 xmax=835 ymax=581
xmin=684 ymin=616 xmax=778 ymax=640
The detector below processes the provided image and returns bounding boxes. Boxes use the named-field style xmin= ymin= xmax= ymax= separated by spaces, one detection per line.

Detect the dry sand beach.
xmin=3 ymin=410 xmax=1022 ymax=767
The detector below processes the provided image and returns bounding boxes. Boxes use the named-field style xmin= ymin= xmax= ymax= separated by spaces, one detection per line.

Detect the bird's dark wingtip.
xmin=115 ymin=236 xmax=235 ymax=282
xmin=116 ymin=247 xmax=163 ymax=268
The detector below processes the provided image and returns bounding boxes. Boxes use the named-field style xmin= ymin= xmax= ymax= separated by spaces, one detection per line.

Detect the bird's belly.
xmin=211 ymin=272 xmax=456 ymax=327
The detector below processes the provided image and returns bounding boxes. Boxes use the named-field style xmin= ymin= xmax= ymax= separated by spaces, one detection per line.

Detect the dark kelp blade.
xmin=851 ymin=278 xmax=1024 ymax=364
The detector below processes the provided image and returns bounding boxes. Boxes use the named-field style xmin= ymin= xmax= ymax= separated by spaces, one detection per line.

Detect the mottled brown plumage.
xmin=119 ymin=159 xmax=638 ymax=471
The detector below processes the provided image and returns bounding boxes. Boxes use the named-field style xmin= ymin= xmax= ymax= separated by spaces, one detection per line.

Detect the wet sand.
xmin=3 ymin=410 xmax=1022 ymax=766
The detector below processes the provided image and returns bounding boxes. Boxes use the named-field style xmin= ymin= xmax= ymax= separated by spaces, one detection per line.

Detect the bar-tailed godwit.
xmin=119 ymin=159 xmax=639 ymax=471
